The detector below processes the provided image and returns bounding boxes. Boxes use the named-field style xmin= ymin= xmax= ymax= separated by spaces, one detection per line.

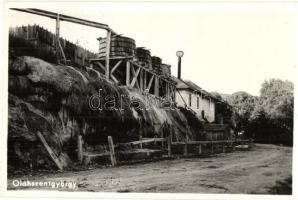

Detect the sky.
xmin=7 ymin=2 xmax=297 ymax=96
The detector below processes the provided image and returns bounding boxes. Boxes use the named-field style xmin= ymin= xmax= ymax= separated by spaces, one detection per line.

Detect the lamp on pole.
xmin=176 ymin=50 xmax=184 ymax=79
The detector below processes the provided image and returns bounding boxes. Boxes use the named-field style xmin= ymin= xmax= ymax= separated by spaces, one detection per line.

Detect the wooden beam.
xmin=154 ymin=75 xmax=159 ymax=96
xmin=146 ymin=75 xmax=154 ymax=90
xmin=55 ymin=13 xmax=60 ymax=61
xmin=126 ymin=61 xmax=130 ymax=86
xmin=140 ymin=69 xmax=144 ymax=90
xmin=36 ymin=131 xmax=63 ymax=170
xmin=130 ymin=65 xmax=141 ymax=88
xmin=199 ymin=144 xmax=202 ymax=154
xmin=105 ymin=30 xmax=111 ymax=79
xmin=111 ymin=60 xmax=122 ymax=74
xmin=11 ymin=8 xmax=113 ymax=32
xmin=168 ymin=128 xmax=172 ymax=157
xmin=144 ymin=71 xmax=147 ymax=90
xmin=77 ymin=134 xmax=83 ymax=163
xmin=110 ymin=74 xmax=119 ymax=84
xmin=94 ymin=61 xmax=106 ymax=73
xmin=108 ymin=136 xmax=117 ymax=166
xmin=184 ymin=140 xmax=188 ymax=156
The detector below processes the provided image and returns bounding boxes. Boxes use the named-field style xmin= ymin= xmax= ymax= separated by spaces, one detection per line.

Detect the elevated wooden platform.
xmin=89 ymin=57 xmax=176 ymax=102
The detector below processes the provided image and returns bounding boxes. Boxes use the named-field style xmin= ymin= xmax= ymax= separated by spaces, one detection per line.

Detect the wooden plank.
xmin=105 ymin=31 xmax=111 ymax=79
xmin=122 ymin=138 xmax=167 ymax=146
xmin=55 ymin=14 xmax=60 ymax=62
xmin=111 ymin=60 xmax=123 ymax=74
xmin=130 ymin=65 xmax=141 ymax=88
xmin=154 ymin=75 xmax=159 ymax=96
xmin=140 ymin=69 xmax=144 ymax=91
xmin=110 ymin=74 xmax=119 ymax=84
xmin=146 ymin=75 xmax=154 ymax=90
xmin=108 ymin=136 xmax=117 ymax=166
xmin=77 ymin=134 xmax=83 ymax=163
xmin=11 ymin=8 xmax=112 ymax=32
xmin=95 ymin=61 xmax=106 ymax=73
xmin=184 ymin=140 xmax=188 ymax=156
xmin=144 ymin=71 xmax=147 ymax=91
xmin=36 ymin=131 xmax=63 ymax=170
xmin=168 ymin=128 xmax=172 ymax=157
xmin=171 ymin=140 xmax=236 ymax=145
xmin=126 ymin=61 xmax=130 ymax=86
xmin=139 ymin=136 xmax=143 ymax=149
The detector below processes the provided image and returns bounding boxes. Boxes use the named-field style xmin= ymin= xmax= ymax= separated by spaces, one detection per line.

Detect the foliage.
xmin=215 ymin=79 xmax=293 ymax=145
xmin=249 ymin=79 xmax=293 ymax=145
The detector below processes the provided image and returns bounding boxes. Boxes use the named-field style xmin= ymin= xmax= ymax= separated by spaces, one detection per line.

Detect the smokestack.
xmin=176 ymin=51 xmax=184 ymax=80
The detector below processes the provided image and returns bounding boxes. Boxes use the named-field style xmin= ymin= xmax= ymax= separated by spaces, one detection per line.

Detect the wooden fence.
xmin=80 ymin=136 xmax=254 ymax=167
xmin=9 ymin=25 xmax=97 ymax=66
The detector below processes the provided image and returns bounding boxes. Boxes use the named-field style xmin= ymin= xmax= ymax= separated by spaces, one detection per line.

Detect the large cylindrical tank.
xmin=161 ymin=64 xmax=171 ymax=76
xmin=98 ymin=35 xmax=136 ymax=58
xmin=151 ymin=56 xmax=162 ymax=75
xmin=136 ymin=47 xmax=152 ymax=69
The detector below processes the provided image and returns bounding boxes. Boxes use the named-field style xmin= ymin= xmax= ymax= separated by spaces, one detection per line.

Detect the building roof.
xmin=171 ymin=76 xmax=219 ymax=101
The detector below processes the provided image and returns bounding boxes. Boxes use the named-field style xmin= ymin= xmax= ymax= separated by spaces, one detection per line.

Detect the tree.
xmin=225 ymin=91 xmax=257 ymax=136
xmin=250 ymin=79 xmax=294 ymax=145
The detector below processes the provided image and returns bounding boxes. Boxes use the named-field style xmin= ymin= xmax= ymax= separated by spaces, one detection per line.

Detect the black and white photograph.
xmin=0 ymin=1 xmax=297 ymax=199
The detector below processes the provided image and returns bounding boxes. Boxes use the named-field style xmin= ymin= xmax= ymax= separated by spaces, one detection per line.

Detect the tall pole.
xmin=178 ymin=57 xmax=181 ymax=79
xmin=105 ymin=30 xmax=111 ymax=79
xmin=55 ymin=14 xmax=60 ymax=62
xmin=176 ymin=51 xmax=184 ymax=80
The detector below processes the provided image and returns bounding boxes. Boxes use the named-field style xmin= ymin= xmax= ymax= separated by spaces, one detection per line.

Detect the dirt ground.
xmin=7 ymin=144 xmax=292 ymax=194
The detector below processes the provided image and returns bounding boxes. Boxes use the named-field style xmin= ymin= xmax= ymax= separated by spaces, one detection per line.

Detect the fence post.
xmin=222 ymin=142 xmax=226 ymax=153
xmin=199 ymin=144 xmax=202 ymax=155
xmin=211 ymin=141 xmax=214 ymax=153
xmin=108 ymin=136 xmax=117 ymax=166
xmin=167 ymin=129 xmax=172 ymax=157
xmin=184 ymin=139 xmax=188 ymax=156
xmin=139 ymin=135 xmax=143 ymax=149
xmin=77 ymin=134 xmax=83 ymax=163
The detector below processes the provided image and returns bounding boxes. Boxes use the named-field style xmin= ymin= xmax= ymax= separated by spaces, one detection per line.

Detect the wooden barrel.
xmin=98 ymin=35 xmax=136 ymax=58
xmin=136 ymin=47 xmax=152 ymax=68
xmin=152 ymin=56 xmax=162 ymax=74
xmin=161 ymin=64 xmax=171 ymax=76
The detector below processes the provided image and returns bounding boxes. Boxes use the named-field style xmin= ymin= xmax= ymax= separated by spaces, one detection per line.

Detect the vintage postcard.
xmin=0 ymin=1 xmax=297 ymax=200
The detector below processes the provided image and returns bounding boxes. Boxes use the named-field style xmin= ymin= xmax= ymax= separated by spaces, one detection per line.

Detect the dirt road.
xmin=8 ymin=144 xmax=292 ymax=194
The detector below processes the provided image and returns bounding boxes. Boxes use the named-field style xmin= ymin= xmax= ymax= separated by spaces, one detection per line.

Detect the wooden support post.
xmin=36 ymin=131 xmax=63 ymax=170
xmin=126 ymin=61 xmax=130 ymax=86
xmin=55 ymin=14 xmax=60 ymax=61
xmin=161 ymin=131 xmax=164 ymax=149
xmin=108 ymin=136 xmax=117 ymax=166
xmin=139 ymin=136 xmax=143 ymax=149
xmin=147 ymin=75 xmax=154 ymax=90
xmin=223 ymin=143 xmax=226 ymax=153
xmin=211 ymin=141 xmax=214 ymax=153
xmin=144 ymin=71 xmax=147 ymax=90
xmin=111 ymin=60 xmax=122 ymax=74
xmin=130 ymin=65 xmax=141 ymax=88
xmin=154 ymin=75 xmax=159 ymax=97
xmin=167 ymin=130 xmax=172 ymax=157
xmin=77 ymin=134 xmax=83 ymax=163
xmin=199 ymin=144 xmax=202 ymax=155
xmin=105 ymin=31 xmax=111 ymax=79
xmin=184 ymin=141 xmax=188 ymax=156
xmin=139 ymin=69 xmax=143 ymax=91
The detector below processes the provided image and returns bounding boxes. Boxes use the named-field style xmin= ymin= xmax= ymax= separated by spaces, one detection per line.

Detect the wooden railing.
xmin=94 ymin=136 xmax=254 ymax=167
